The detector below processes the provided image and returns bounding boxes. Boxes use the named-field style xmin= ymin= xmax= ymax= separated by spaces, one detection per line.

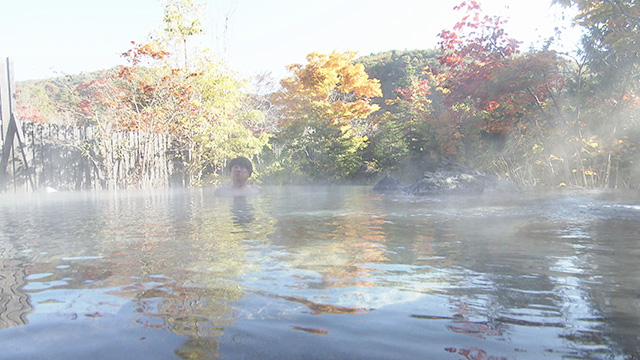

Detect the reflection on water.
xmin=0 ymin=259 xmax=32 ymax=329
xmin=231 ymin=196 xmax=256 ymax=230
xmin=0 ymin=187 xmax=639 ymax=359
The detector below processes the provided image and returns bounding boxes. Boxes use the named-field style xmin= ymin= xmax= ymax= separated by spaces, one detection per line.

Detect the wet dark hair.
xmin=228 ymin=156 xmax=253 ymax=175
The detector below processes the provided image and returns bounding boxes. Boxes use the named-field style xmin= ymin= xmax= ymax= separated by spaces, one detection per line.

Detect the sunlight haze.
xmin=1 ymin=0 xmax=580 ymax=82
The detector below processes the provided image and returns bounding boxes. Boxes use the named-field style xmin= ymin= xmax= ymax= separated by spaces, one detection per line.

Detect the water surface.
xmin=1 ymin=186 xmax=639 ymax=359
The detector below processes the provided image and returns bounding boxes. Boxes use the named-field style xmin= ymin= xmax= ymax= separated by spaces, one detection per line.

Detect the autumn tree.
xmin=355 ymin=50 xmax=446 ymax=176
xmin=374 ymin=1 xmax=579 ymax=187
xmin=16 ymin=73 xmax=105 ymax=125
xmin=551 ymin=0 xmax=640 ymax=188
xmin=15 ymin=80 xmax=69 ymax=124
xmin=70 ymin=0 xmax=269 ymax=187
xmin=162 ymin=0 xmax=204 ymax=69
xmin=554 ymin=0 xmax=640 ymax=79
xmin=357 ymin=49 xmax=441 ymax=111
xmin=267 ymin=51 xmax=382 ymax=181
xmin=428 ymin=0 xmax=640 ymax=188
xmin=437 ymin=1 xmax=569 ymax=141
xmin=369 ymin=66 xmax=448 ymax=178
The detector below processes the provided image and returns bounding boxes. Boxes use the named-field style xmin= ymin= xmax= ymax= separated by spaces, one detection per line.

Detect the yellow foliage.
xmin=272 ymin=50 xmax=382 ymax=128
xmin=582 ymin=136 xmax=599 ymax=149
xmin=532 ymin=143 xmax=542 ymax=153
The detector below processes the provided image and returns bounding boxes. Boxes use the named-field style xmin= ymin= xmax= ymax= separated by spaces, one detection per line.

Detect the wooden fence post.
xmin=0 ymin=58 xmax=11 ymax=189
xmin=0 ymin=58 xmax=36 ymax=192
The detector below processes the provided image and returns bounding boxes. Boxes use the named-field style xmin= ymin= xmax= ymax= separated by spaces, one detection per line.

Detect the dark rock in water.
xmin=372 ymin=174 xmax=402 ymax=192
xmin=373 ymin=159 xmax=519 ymax=196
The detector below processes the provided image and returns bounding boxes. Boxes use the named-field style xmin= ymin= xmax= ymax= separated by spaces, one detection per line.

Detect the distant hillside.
xmin=15 ymin=68 xmax=118 ymax=124
xmin=357 ymin=49 xmax=441 ymax=109
xmin=15 ymin=50 xmax=444 ymax=123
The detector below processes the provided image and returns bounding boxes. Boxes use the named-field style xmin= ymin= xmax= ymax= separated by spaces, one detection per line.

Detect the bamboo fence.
xmin=2 ymin=122 xmax=183 ymax=192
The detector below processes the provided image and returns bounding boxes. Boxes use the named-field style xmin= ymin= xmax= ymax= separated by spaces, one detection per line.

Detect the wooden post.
xmin=1 ymin=58 xmax=11 ymax=167
xmin=0 ymin=58 xmax=14 ymax=190
xmin=0 ymin=58 xmax=36 ymax=192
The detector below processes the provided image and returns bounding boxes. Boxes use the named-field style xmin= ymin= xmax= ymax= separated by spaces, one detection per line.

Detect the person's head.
xmin=228 ymin=156 xmax=253 ymax=186
xmin=229 ymin=156 xmax=253 ymax=176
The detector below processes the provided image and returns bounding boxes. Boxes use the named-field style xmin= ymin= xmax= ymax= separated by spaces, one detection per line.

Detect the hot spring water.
xmin=1 ymin=186 xmax=639 ymax=359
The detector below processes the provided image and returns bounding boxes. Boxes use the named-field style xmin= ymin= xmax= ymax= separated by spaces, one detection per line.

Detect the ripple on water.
xmin=1 ymin=187 xmax=639 ymax=359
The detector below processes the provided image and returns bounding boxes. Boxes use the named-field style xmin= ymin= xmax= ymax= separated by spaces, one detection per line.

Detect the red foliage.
xmin=389 ymin=1 xmax=565 ymax=156
xmin=74 ymin=40 xmax=205 ymax=134
xmin=121 ymin=41 xmax=169 ymax=66
xmin=16 ymin=104 xmax=46 ymax=123
xmin=437 ymin=1 xmax=564 ymax=137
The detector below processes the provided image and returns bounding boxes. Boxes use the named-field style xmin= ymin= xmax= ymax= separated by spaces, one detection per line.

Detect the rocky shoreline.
xmin=373 ymin=159 xmax=519 ymax=196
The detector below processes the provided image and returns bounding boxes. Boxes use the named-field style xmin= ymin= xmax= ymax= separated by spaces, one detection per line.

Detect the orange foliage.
xmin=272 ymin=51 xmax=382 ymax=128
xmin=75 ymin=40 xmax=202 ymax=134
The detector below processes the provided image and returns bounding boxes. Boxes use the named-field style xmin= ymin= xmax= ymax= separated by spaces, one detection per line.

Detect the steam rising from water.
xmin=0 ymin=187 xmax=639 ymax=359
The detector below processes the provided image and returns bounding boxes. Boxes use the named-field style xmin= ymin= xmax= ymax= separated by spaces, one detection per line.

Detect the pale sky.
xmin=0 ymin=0 xmax=581 ymax=83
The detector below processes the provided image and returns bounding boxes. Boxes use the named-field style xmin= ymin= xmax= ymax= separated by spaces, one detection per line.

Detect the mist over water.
xmin=0 ymin=186 xmax=639 ymax=359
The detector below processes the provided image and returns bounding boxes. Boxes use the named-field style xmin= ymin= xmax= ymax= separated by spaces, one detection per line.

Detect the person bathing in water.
xmin=214 ymin=156 xmax=261 ymax=197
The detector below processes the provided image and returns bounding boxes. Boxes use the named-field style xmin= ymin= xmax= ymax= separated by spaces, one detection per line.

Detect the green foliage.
xmin=370 ymin=113 xmax=410 ymax=171
xmin=511 ymin=0 xmax=640 ymax=188
xmin=267 ymin=51 xmax=382 ymax=183
xmin=16 ymin=71 xmax=110 ymax=125
xmin=172 ymin=58 xmax=270 ymax=185
xmin=162 ymin=0 xmax=205 ymax=69
xmin=163 ymin=0 xmax=204 ymax=39
xmin=14 ymin=0 xmax=640 ymax=190
xmin=265 ymin=122 xmax=367 ymax=183
xmin=357 ymin=49 xmax=441 ymax=111
xmin=16 ymin=0 xmax=269 ymax=188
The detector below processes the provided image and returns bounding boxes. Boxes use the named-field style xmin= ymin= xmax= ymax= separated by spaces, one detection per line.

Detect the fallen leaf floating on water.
xmin=280 ymin=295 xmax=371 ymax=315
xmin=443 ymin=347 xmax=508 ymax=360
xmin=411 ymin=314 xmax=458 ymax=320
xmin=38 ymin=299 xmax=64 ymax=304
xmin=252 ymin=290 xmax=372 ymax=315
xmin=291 ymin=326 xmax=329 ymax=335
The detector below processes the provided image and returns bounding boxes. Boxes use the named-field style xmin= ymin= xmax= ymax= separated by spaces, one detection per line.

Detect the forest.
xmin=14 ymin=0 xmax=640 ymax=189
